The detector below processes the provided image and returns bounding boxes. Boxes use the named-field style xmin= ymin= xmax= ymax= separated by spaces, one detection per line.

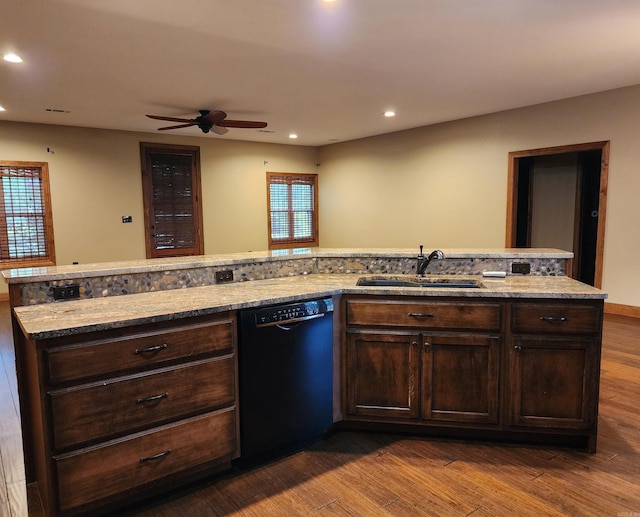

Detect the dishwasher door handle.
xmin=255 ymin=312 xmax=326 ymax=329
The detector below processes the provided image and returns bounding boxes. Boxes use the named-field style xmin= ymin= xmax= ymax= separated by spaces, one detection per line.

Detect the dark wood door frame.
xmin=506 ymin=141 xmax=609 ymax=288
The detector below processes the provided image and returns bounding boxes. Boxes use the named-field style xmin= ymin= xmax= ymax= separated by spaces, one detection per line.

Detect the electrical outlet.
xmin=215 ymin=270 xmax=234 ymax=283
xmin=53 ymin=284 xmax=80 ymax=301
xmin=511 ymin=262 xmax=531 ymax=275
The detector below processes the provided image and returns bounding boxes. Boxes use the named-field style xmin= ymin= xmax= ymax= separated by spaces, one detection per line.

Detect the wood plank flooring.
xmin=0 ymin=301 xmax=29 ymax=517
xmin=1 ymin=303 xmax=639 ymax=516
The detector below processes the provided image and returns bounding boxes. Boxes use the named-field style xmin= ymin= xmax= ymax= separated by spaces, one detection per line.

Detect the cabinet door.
xmin=346 ymin=330 xmax=419 ymax=419
xmin=421 ymin=334 xmax=500 ymax=424
xmin=508 ymin=336 xmax=598 ymax=429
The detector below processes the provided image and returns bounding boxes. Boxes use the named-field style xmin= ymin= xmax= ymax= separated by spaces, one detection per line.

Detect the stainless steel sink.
xmin=356 ymin=275 xmax=484 ymax=288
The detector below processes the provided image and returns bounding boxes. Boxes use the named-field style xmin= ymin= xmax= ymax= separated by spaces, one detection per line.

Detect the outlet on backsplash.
xmin=53 ymin=284 xmax=80 ymax=300
xmin=215 ymin=270 xmax=234 ymax=283
xmin=512 ymin=262 xmax=531 ymax=275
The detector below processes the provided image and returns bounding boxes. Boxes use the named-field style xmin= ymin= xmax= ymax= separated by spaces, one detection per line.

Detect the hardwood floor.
xmin=1 ymin=302 xmax=639 ymax=516
xmin=0 ymin=301 xmax=30 ymax=517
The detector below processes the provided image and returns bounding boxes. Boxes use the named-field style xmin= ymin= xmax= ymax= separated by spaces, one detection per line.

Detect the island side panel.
xmin=9 ymin=283 xmax=37 ymax=482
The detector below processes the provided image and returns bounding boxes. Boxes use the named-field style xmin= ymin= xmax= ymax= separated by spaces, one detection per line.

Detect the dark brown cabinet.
xmin=508 ymin=336 xmax=596 ymax=428
xmin=343 ymin=296 xmax=603 ymax=451
xmin=507 ymin=301 xmax=602 ymax=451
xmin=346 ymin=330 xmax=420 ymax=419
xmin=345 ymin=297 xmax=502 ymax=426
xmin=17 ymin=290 xmax=604 ymax=516
xmin=24 ymin=313 xmax=239 ymax=517
xmin=422 ymin=333 xmax=500 ymax=424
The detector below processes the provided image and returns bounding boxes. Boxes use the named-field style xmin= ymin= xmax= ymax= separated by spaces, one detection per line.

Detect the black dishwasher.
xmin=237 ymin=297 xmax=334 ymax=465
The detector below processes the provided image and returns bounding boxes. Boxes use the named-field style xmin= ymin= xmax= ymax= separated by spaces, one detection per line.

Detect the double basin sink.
xmin=356 ymin=275 xmax=484 ymax=289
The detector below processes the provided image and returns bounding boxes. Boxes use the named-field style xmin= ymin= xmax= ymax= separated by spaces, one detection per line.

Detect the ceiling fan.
xmin=146 ymin=109 xmax=268 ymax=135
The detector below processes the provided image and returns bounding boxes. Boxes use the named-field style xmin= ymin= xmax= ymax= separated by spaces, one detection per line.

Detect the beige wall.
xmin=0 ymin=122 xmax=318 ymax=294
xmin=2 ymin=84 xmax=640 ymax=307
xmin=530 ymin=158 xmax=577 ymax=251
xmin=318 ymin=85 xmax=640 ymax=307
xmin=317 ymin=116 xmax=508 ymax=248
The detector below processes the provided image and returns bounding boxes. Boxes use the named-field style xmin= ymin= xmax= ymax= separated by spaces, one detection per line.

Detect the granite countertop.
xmin=14 ymin=274 xmax=606 ymax=341
xmin=1 ymin=247 xmax=573 ymax=283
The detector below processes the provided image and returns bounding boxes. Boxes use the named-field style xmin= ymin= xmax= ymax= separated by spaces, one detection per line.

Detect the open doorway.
xmin=506 ymin=142 xmax=609 ymax=288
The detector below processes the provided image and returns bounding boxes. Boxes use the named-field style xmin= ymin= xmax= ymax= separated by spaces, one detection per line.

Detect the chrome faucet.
xmin=416 ymin=245 xmax=444 ymax=277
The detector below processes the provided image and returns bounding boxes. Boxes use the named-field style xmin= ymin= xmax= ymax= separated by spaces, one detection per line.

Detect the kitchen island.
xmin=3 ymin=248 xmax=606 ymax=517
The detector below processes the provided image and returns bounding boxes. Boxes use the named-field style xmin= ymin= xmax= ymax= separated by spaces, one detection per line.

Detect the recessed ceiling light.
xmin=289 ymin=133 xmax=298 ymax=139
xmin=384 ymin=110 xmax=396 ymax=118
xmin=3 ymin=53 xmax=23 ymax=63
xmin=0 ymin=106 xmax=5 ymax=112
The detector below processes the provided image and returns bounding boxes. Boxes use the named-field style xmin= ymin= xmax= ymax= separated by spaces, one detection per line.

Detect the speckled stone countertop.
xmin=14 ymin=274 xmax=606 ymax=341
xmin=2 ymin=247 xmax=572 ymax=283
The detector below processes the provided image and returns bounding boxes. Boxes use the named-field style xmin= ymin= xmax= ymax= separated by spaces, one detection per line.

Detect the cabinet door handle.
xmin=540 ymin=316 xmax=569 ymax=322
xmin=136 ymin=392 xmax=168 ymax=404
xmin=423 ymin=341 xmax=431 ymax=347
xmin=140 ymin=449 xmax=172 ymax=463
xmin=411 ymin=341 xmax=418 ymax=347
xmin=514 ymin=345 xmax=522 ymax=352
xmin=408 ymin=313 xmax=434 ymax=319
xmin=134 ymin=343 xmax=168 ymax=355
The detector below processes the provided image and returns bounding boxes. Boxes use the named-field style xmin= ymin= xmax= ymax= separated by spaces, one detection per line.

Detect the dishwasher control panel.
xmin=253 ymin=298 xmax=333 ymax=326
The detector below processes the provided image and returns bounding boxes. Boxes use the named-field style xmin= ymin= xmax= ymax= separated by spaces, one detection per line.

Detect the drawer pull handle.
xmin=136 ymin=392 xmax=168 ymax=404
xmin=408 ymin=313 xmax=434 ymax=319
xmin=540 ymin=316 xmax=569 ymax=323
xmin=140 ymin=449 xmax=172 ymax=463
xmin=134 ymin=344 xmax=168 ymax=355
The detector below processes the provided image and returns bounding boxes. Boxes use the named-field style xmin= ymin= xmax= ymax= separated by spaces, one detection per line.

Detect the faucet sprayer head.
xmin=417 ymin=249 xmax=445 ymax=276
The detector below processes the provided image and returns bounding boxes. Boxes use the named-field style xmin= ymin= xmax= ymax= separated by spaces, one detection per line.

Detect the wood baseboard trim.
xmin=0 ymin=293 xmax=9 ymax=302
xmin=604 ymin=302 xmax=640 ymax=319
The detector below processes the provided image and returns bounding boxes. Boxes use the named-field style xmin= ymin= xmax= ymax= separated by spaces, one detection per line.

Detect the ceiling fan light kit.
xmin=146 ymin=110 xmax=268 ymax=135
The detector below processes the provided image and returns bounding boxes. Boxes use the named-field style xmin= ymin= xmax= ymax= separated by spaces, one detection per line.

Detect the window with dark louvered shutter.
xmin=0 ymin=162 xmax=56 ymax=267
xmin=267 ymin=172 xmax=318 ymax=249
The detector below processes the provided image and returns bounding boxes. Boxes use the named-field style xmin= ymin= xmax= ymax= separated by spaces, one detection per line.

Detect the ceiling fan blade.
xmin=157 ymin=123 xmax=197 ymax=131
xmin=218 ymin=119 xmax=268 ymax=129
xmin=210 ymin=125 xmax=229 ymax=135
xmin=202 ymin=110 xmax=227 ymax=124
xmin=146 ymin=114 xmax=193 ymax=123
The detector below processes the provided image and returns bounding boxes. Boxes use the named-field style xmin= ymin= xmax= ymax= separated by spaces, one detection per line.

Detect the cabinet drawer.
xmin=55 ymin=408 xmax=237 ymax=513
xmin=50 ymin=355 xmax=235 ymax=450
xmin=511 ymin=303 xmax=601 ymax=335
xmin=46 ymin=317 xmax=235 ymax=384
xmin=346 ymin=300 xmax=501 ymax=331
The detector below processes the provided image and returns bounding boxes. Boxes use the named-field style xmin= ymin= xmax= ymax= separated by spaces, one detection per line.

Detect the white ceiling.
xmin=2 ymin=0 xmax=640 ymax=146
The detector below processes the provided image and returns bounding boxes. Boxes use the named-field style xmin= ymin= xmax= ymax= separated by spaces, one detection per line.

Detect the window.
xmin=267 ymin=172 xmax=318 ymax=249
xmin=140 ymin=143 xmax=204 ymax=258
xmin=0 ymin=161 xmax=56 ymax=267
